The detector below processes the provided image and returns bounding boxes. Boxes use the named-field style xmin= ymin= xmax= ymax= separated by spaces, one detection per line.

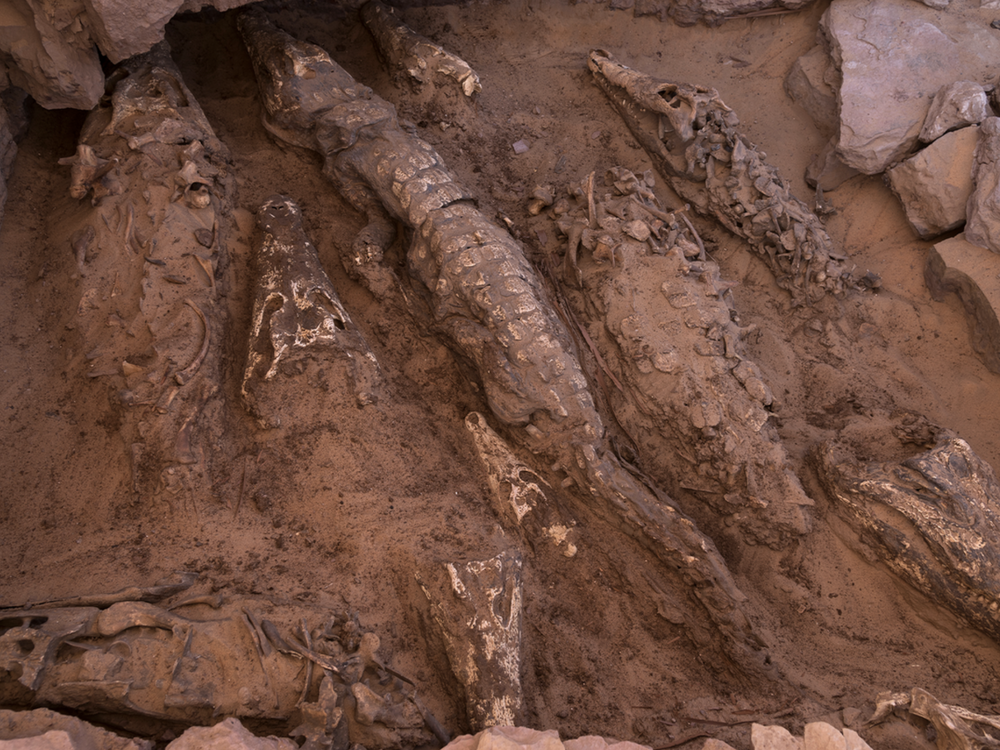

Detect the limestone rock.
xmin=926 ymin=234 xmax=1000 ymax=374
xmin=919 ymin=81 xmax=991 ymax=143
xmin=0 ymin=708 xmax=150 ymax=750
xmin=700 ymin=741 xmax=738 ymax=750
xmin=165 ymin=718 xmax=296 ymax=750
xmin=806 ymin=137 xmax=859 ymax=192
xmin=785 ymin=44 xmax=839 ymax=134
xmin=444 ymin=728 xmax=565 ymax=750
xmin=822 ymin=0 xmax=1000 ymax=174
xmin=564 ymin=738 xmax=651 ymax=750
xmin=82 ymin=0 xmax=184 ymax=63
xmin=0 ymin=0 xmax=104 ymax=109
xmin=0 ymin=731 xmax=78 ymax=750
xmin=0 ymin=0 xmax=258 ymax=109
xmin=803 ymin=723 xmax=845 ymax=750
xmin=886 ymin=125 xmax=978 ymax=238
xmin=751 ymin=724 xmax=802 ymax=750
xmin=966 ymin=117 xmax=1000 ymax=253
xmin=842 ymin=729 xmax=874 ymax=750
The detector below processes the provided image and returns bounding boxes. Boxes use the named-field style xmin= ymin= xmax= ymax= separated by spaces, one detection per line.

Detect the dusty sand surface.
xmin=2 ymin=1 xmax=1000 ymax=748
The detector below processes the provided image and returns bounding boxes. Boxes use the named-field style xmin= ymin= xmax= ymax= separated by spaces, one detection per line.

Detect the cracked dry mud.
xmin=4 ymin=3 xmax=1000 ymax=750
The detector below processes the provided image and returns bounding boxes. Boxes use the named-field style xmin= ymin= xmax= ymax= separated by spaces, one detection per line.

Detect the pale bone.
xmin=360 ymin=0 xmax=481 ymax=97
xmin=817 ymin=428 xmax=1000 ymax=645
xmin=0 ymin=608 xmax=99 ymax=690
xmin=239 ymin=10 xmax=769 ymax=677
xmin=242 ymin=195 xmax=381 ymax=427
xmin=417 ymin=550 xmax=524 ymax=730
xmin=560 ymin=167 xmax=814 ymax=548
xmin=57 ymin=42 xmax=231 ymax=505
xmin=465 ymin=411 xmax=578 ymax=557
xmin=588 ymin=49 xmax=852 ymax=306
xmin=871 ymin=687 xmax=1000 ymax=750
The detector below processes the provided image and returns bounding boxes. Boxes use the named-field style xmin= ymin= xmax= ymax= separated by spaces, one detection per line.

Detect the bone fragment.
xmin=0 ymin=608 xmax=99 ymax=690
xmin=361 ymin=0 xmax=481 ymax=97
xmin=588 ymin=50 xmax=852 ymax=306
xmin=817 ymin=425 xmax=1000 ymax=645
xmin=239 ymin=10 xmax=770 ymax=677
xmin=242 ymin=195 xmax=381 ymax=427
xmin=417 ymin=550 xmax=524 ymax=730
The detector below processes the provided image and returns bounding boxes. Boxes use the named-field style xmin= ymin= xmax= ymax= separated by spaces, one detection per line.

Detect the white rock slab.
xmin=920 ymin=81 xmax=991 ymax=143
xmin=751 ymin=723 xmax=803 ymax=750
xmin=822 ymin=0 xmax=1000 ymax=174
xmin=886 ymin=125 xmax=978 ymax=238
xmin=803 ymin=722 xmax=845 ymax=750
xmin=926 ymin=233 xmax=1000 ymax=373
xmin=165 ymin=718 xmax=296 ymax=750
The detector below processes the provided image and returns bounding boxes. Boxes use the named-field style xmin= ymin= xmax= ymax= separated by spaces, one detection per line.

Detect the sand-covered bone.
xmin=361 ymin=0 xmax=481 ymax=98
xmin=871 ymin=687 xmax=1000 ymax=750
xmin=56 ymin=42 xmax=232 ymax=508
xmin=816 ymin=426 xmax=1000 ymax=646
xmin=242 ymin=195 xmax=381 ymax=428
xmin=239 ymin=9 xmax=769 ymax=677
xmin=417 ymin=551 xmax=523 ymax=730
xmin=556 ymin=168 xmax=814 ymax=548
xmin=0 ymin=593 xmax=434 ymax=749
xmin=588 ymin=50 xmax=851 ymax=306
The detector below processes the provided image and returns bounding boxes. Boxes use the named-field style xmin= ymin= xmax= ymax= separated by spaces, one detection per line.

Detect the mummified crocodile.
xmin=57 ymin=43 xmax=233 ymax=507
xmin=588 ymin=50 xmax=852 ymax=306
xmin=816 ymin=422 xmax=1000 ymax=645
xmin=237 ymin=8 xmax=769 ymax=675
xmin=556 ymin=168 xmax=814 ymax=548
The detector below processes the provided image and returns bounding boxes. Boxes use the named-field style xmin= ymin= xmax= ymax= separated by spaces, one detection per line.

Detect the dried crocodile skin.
xmin=57 ymin=42 xmax=232 ymax=507
xmin=816 ymin=428 xmax=1000 ymax=645
xmin=242 ymin=195 xmax=382 ymax=428
xmin=558 ymin=168 xmax=813 ymax=548
xmin=588 ymin=50 xmax=852 ymax=306
xmin=361 ymin=0 xmax=481 ymax=98
xmin=238 ymin=9 xmax=770 ymax=677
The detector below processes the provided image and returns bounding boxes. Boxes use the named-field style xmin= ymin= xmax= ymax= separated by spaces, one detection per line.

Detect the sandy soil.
xmin=2 ymin=1 xmax=1000 ymax=748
